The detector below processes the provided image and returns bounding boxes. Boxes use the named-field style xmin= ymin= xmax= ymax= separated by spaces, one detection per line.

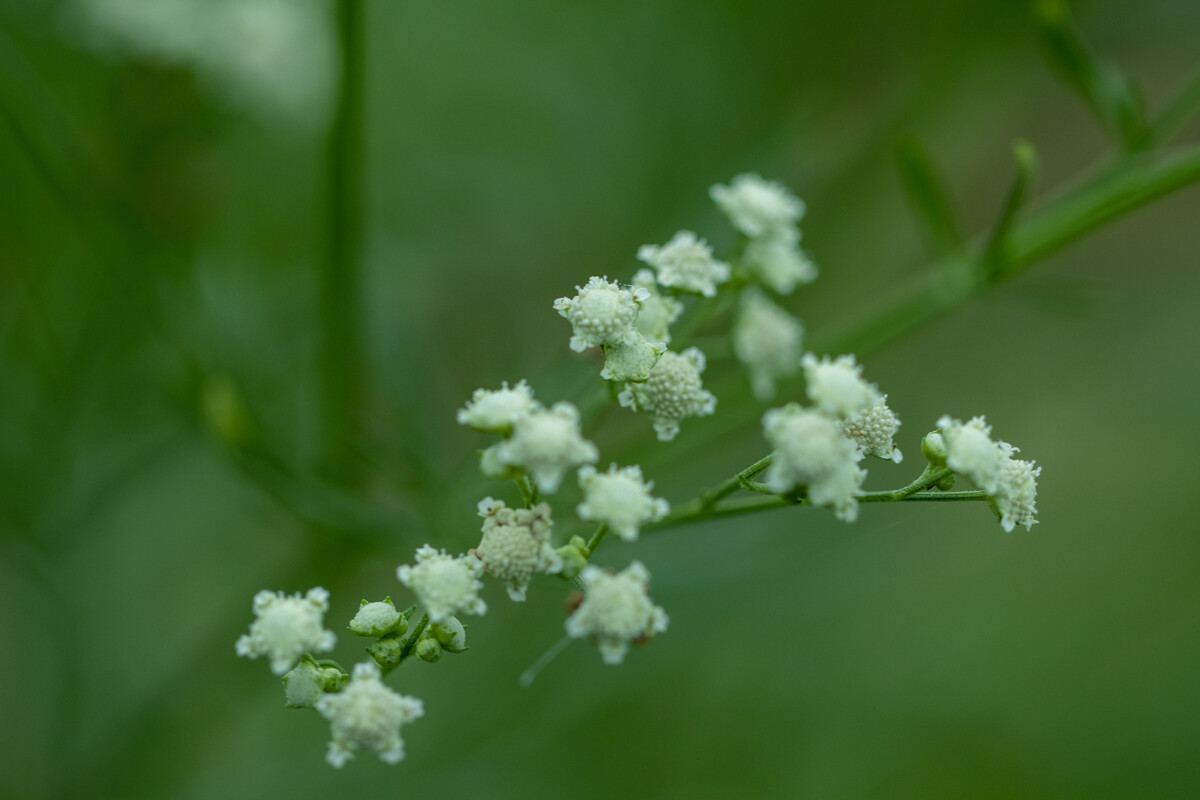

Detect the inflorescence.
xmin=236 ymin=174 xmax=1041 ymax=768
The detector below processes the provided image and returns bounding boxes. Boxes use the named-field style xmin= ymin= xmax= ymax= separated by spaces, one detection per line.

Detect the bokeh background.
xmin=2 ymin=0 xmax=1199 ymax=798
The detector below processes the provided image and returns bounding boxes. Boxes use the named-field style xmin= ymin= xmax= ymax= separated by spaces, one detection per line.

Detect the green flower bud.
xmin=921 ymin=431 xmax=948 ymax=466
xmin=600 ymin=335 xmax=665 ymax=382
xmin=480 ymin=443 xmax=520 ymax=480
xmin=415 ymin=635 xmax=442 ymax=663
xmin=555 ymin=539 xmax=589 ymax=580
xmin=366 ymin=635 xmax=404 ymax=672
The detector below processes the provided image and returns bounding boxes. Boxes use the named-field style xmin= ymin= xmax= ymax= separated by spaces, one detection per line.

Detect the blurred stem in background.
xmin=319 ymin=0 xmax=367 ymax=489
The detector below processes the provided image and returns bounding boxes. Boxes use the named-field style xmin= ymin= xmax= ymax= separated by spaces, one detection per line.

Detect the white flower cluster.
xmin=473 ymin=498 xmax=562 ymax=601
xmin=396 ymin=546 xmax=487 ymax=623
xmin=761 ymin=354 xmax=902 ymax=521
xmin=459 ymin=383 xmax=598 ymax=495
xmin=936 ymin=416 xmax=1040 ymax=531
xmin=637 ymin=231 xmax=731 ymax=297
xmin=554 ymin=276 xmax=649 ymax=353
xmin=711 ymin=173 xmax=816 ymax=295
xmin=566 ymin=561 xmax=669 ymax=664
xmin=576 ymin=464 xmax=670 ymax=542
xmin=733 ymin=289 xmax=805 ymax=401
xmin=316 ymin=662 xmax=424 ymax=768
xmin=235 ymin=587 xmax=336 ymax=675
xmin=619 ymin=347 xmax=717 ymax=441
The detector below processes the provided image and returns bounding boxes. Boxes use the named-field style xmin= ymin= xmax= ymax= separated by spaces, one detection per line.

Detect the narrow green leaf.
xmin=895 ymin=135 xmax=964 ymax=258
xmin=984 ymin=139 xmax=1039 ymax=281
xmin=1034 ymin=0 xmax=1149 ymax=152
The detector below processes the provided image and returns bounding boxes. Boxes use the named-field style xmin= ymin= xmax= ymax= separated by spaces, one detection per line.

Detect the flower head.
xmin=710 ymin=173 xmax=805 ymax=238
xmin=554 ymin=276 xmax=648 ymax=353
xmin=732 ymin=288 xmax=805 ymax=401
xmin=637 ymin=231 xmax=730 ymax=297
xmin=494 ymin=401 xmax=599 ymax=493
xmin=842 ymin=400 xmax=903 ymax=463
xmin=741 ymin=229 xmax=818 ymax=295
xmin=236 ymin=587 xmax=336 ymax=675
xmin=936 ymin=415 xmax=1008 ymax=494
xmin=396 ymin=546 xmax=486 ymax=623
xmin=473 ymin=498 xmax=562 ymax=601
xmin=993 ymin=456 xmax=1041 ymax=532
xmin=566 ymin=561 xmax=669 ymax=664
xmin=348 ymin=598 xmax=405 ymax=638
xmin=762 ymin=404 xmax=865 ymax=522
xmin=316 ymin=662 xmax=424 ymax=768
xmin=802 ymin=353 xmax=883 ymax=419
xmin=456 ymin=381 xmax=540 ymax=433
xmin=631 ymin=269 xmax=684 ymax=344
xmin=576 ymin=464 xmax=670 ymax=542
xmin=618 ymin=347 xmax=716 ymax=441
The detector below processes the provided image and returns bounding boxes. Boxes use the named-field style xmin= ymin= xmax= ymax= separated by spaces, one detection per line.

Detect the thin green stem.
xmin=319 ymin=0 xmax=367 ymax=487
xmin=582 ymin=525 xmax=608 ymax=557
xmin=699 ymin=454 xmax=774 ymax=510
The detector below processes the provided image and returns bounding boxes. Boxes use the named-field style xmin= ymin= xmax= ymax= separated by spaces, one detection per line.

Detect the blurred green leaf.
xmin=895 ymin=135 xmax=964 ymax=259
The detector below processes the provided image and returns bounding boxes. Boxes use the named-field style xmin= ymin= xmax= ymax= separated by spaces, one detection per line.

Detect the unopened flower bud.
xmin=922 ymin=431 xmax=948 ymax=466
xmin=348 ymin=597 xmax=407 ymax=638
xmin=415 ymin=635 xmax=442 ymax=663
xmin=430 ymin=617 xmax=468 ymax=653
xmin=283 ymin=656 xmax=348 ymax=709
xmin=555 ymin=540 xmax=589 ymax=580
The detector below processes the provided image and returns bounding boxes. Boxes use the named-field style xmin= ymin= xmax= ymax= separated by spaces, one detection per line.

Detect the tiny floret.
xmin=473 ymin=498 xmax=562 ymax=601
xmin=283 ymin=657 xmax=347 ymax=709
xmin=576 ymin=464 xmax=670 ymax=542
xmin=600 ymin=335 xmax=666 ymax=382
xmin=316 ymin=661 xmax=424 ymax=768
xmin=494 ymin=401 xmax=599 ymax=493
xmin=554 ymin=276 xmax=648 ymax=353
xmin=236 ymin=587 xmax=336 ymax=675
xmin=618 ymin=347 xmax=716 ymax=441
xmin=637 ymin=231 xmax=730 ymax=297
xmin=802 ymin=353 xmax=883 ymax=419
xmin=710 ymin=173 xmax=806 ymax=238
xmin=936 ymin=415 xmax=1007 ymax=494
xmin=733 ymin=288 xmax=805 ymax=401
xmin=348 ymin=597 xmax=405 ymax=638
xmin=993 ymin=456 xmax=1041 ymax=532
xmin=396 ymin=546 xmax=486 ymax=623
xmin=566 ymin=561 xmax=669 ymax=664
xmin=631 ymin=268 xmax=684 ymax=344
xmin=741 ymin=229 xmax=818 ymax=294
xmin=762 ymin=404 xmax=865 ymax=522
xmin=456 ymin=381 xmax=540 ymax=433
xmin=842 ymin=399 xmax=903 ymax=463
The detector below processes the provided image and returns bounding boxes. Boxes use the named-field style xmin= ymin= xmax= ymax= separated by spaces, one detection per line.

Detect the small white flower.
xmin=936 ymin=415 xmax=1008 ymax=494
xmin=396 ymin=546 xmax=486 ymax=623
xmin=993 ymin=456 xmax=1041 ymax=532
xmin=494 ymin=401 xmax=599 ymax=494
xmin=842 ymin=400 xmax=903 ymax=463
xmin=762 ymin=404 xmax=865 ymax=522
xmin=473 ymin=498 xmax=562 ymax=601
xmin=631 ymin=268 xmax=684 ymax=344
xmin=710 ymin=173 xmax=806 ymax=238
xmin=566 ymin=561 xmax=669 ymax=665
xmin=348 ymin=598 xmax=404 ymax=638
xmin=618 ymin=348 xmax=716 ymax=441
xmin=456 ymin=380 xmax=540 ymax=433
xmin=733 ymin=288 xmax=805 ymax=401
xmin=576 ymin=464 xmax=670 ymax=542
xmin=741 ymin=229 xmax=818 ymax=295
xmin=802 ymin=353 xmax=883 ymax=419
xmin=316 ymin=661 xmax=424 ymax=768
xmin=554 ymin=276 xmax=648 ymax=353
xmin=235 ymin=587 xmax=336 ymax=675
xmin=637 ymin=231 xmax=730 ymax=297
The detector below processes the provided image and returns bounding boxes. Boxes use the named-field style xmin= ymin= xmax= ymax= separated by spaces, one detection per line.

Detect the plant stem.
xmin=319 ymin=0 xmax=367 ymax=487
xmin=381 ymin=612 xmax=429 ymax=677
xmin=582 ymin=525 xmax=608 ymax=557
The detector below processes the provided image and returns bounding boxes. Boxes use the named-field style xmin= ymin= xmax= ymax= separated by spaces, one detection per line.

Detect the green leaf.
xmin=1152 ymin=65 xmax=1200 ymax=146
xmin=984 ymin=139 xmax=1039 ymax=282
xmin=895 ymin=135 xmax=964 ymax=259
xmin=1035 ymin=0 xmax=1149 ymax=152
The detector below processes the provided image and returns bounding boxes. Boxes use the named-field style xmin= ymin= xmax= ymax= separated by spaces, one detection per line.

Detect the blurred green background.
xmin=2 ymin=0 xmax=1199 ymax=798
